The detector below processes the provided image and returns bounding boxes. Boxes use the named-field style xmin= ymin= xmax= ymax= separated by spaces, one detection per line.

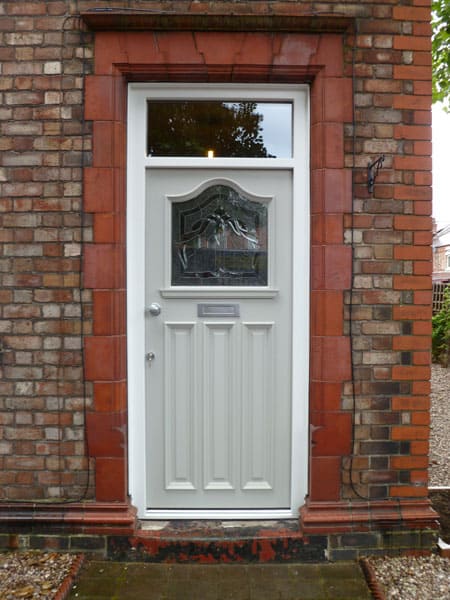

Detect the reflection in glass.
xmin=148 ymin=101 xmax=292 ymax=158
xmin=172 ymin=185 xmax=268 ymax=286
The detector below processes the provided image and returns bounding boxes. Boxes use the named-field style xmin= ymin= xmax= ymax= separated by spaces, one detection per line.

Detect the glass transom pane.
xmin=172 ymin=184 xmax=268 ymax=286
xmin=148 ymin=101 xmax=292 ymax=158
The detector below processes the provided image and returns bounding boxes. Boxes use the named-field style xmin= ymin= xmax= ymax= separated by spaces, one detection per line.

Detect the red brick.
xmin=310 ymin=290 xmax=343 ymax=337
xmin=389 ymin=485 xmax=428 ymax=498
xmin=414 ymin=290 xmax=432 ymax=305
xmin=83 ymin=244 xmax=125 ymax=289
xmin=392 ymin=336 xmax=430 ymax=351
xmin=413 ymin=22 xmax=432 ymax=37
xmin=311 ymin=123 xmax=344 ymax=169
xmin=93 ymin=382 xmax=127 ymax=412
xmin=324 ymin=246 xmax=352 ymax=289
xmin=393 ymin=35 xmax=431 ymax=51
xmin=394 ymin=245 xmax=431 ymax=260
xmin=410 ymin=412 xmax=430 ymax=425
xmin=394 ymin=124 xmax=431 ymax=141
xmin=393 ymin=275 xmax=430 ymax=290
xmin=392 ymin=7 xmax=431 ymax=21
xmin=394 ymin=156 xmax=432 ymax=171
xmin=93 ymin=290 xmax=125 ymax=336
xmin=393 ymin=65 xmax=431 ymax=80
xmin=92 ymin=122 xmax=114 ymax=168
xmin=84 ymin=335 xmax=126 ymax=382
xmin=84 ymin=76 xmax=116 ymax=121
xmin=413 ymin=226 xmax=433 ymax=248
xmin=413 ymin=201 xmax=432 ymax=216
xmin=311 ymin=214 xmax=343 ymax=245
xmin=412 ymin=320 xmax=432 ymax=334
xmin=413 ymin=261 xmax=431 ymax=276
xmin=86 ymin=412 xmax=126 ymax=457
xmin=311 ymin=412 xmax=352 ymax=456
xmin=310 ymin=457 xmax=341 ymax=501
xmin=309 ymin=382 xmax=342 ymax=412
xmin=391 ymin=456 xmax=428 ymax=469
xmin=95 ymin=457 xmax=126 ymax=502
xmin=323 ymin=78 xmax=353 ymax=122
xmin=410 ymin=470 xmax=428 ymax=484
xmin=394 ymin=215 xmax=432 ymax=231
xmin=93 ymin=213 xmax=123 ymax=244
xmin=410 ymin=440 xmax=429 ymax=455
xmin=392 ymin=425 xmax=428 ymax=440
xmin=83 ymin=168 xmax=115 ymax=213
xmin=392 ymin=365 xmax=430 ymax=380
xmin=311 ymin=336 xmax=351 ymax=381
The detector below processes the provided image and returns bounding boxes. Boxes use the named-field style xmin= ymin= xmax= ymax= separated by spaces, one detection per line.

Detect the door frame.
xmin=127 ymin=83 xmax=310 ymax=519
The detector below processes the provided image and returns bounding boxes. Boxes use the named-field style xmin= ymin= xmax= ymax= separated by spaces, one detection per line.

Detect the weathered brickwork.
xmin=0 ymin=0 xmax=434 ymax=542
xmin=341 ymin=1 xmax=433 ymax=502
xmin=0 ymin=0 xmax=94 ymax=500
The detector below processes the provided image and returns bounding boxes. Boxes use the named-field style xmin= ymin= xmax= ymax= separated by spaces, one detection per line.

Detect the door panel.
xmin=145 ymin=168 xmax=292 ymax=510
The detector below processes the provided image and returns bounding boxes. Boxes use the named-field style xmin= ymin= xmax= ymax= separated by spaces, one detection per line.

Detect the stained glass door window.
xmin=171 ymin=184 xmax=268 ymax=286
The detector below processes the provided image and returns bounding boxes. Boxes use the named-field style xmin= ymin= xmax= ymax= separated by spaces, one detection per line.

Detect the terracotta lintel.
xmin=81 ymin=11 xmax=354 ymax=33
xmin=300 ymin=498 xmax=439 ymax=535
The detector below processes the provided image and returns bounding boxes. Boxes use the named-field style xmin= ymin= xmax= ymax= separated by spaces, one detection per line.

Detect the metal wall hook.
xmin=367 ymin=155 xmax=385 ymax=194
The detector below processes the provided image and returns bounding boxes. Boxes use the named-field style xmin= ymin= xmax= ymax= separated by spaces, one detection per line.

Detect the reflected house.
xmin=0 ymin=1 xmax=439 ymax=561
xmin=433 ymin=223 xmax=450 ymax=284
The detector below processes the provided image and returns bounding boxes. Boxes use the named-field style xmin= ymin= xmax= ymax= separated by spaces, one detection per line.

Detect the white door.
xmin=127 ymin=83 xmax=310 ymax=519
xmin=145 ymin=168 xmax=292 ymax=510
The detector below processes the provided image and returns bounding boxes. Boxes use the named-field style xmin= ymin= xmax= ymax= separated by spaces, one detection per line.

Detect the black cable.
xmin=347 ymin=19 xmax=371 ymax=501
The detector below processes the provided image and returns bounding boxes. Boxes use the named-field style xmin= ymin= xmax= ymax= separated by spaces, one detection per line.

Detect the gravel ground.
xmin=367 ymin=554 xmax=450 ymax=600
xmin=0 ymin=551 xmax=81 ymax=599
xmin=430 ymin=364 xmax=450 ymax=487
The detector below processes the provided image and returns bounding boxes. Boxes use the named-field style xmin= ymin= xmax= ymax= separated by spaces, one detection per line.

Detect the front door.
xmin=146 ymin=168 xmax=292 ymax=510
xmin=127 ymin=83 xmax=310 ymax=519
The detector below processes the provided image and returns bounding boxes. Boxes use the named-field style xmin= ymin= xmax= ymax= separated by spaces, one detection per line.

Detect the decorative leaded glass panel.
xmin=172 ymin=185 xmax=268 ymax=286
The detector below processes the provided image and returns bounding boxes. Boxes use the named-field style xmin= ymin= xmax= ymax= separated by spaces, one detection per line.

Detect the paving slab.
xmin=69 ymin=560 xmax=372 ymax=599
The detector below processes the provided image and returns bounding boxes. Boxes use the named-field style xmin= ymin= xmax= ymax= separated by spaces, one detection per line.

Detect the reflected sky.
xmin=248 ymin=102 xmax=292 ymax=158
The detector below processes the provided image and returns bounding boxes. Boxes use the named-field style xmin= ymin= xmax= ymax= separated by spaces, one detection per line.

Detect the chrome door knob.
xmin=147 ymin=303 xmax=161 ymax=316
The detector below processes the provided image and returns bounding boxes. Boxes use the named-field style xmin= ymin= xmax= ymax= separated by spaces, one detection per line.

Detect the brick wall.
xmin=0 ymin=0 xmax=433 ymax=509
xmin=342 ymin=1 xmax=433 ymax=501
xmin=0 ymin=0 xmax=94 ymax=500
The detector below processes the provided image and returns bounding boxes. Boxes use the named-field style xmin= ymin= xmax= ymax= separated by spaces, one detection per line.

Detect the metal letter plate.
xmin=197 ymin=303 xmax=240 ymax=317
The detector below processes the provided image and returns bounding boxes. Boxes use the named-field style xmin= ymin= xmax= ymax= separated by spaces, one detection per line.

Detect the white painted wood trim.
xmin=127 ymin=83 xmax=310 ymax=520
xmin=159 ymin=288 xmax=279 ymax=299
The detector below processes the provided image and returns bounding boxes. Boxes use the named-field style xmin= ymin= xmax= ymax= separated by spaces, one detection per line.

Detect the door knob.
xmin=147 ymin=303 xmax=161 ymax=316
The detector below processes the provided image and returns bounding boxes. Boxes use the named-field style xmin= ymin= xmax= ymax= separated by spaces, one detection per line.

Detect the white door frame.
xmin=127 ymin=83 xmax=310 ymax=519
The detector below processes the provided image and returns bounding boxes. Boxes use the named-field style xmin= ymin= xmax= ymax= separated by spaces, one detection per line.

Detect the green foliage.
xmin=432 ymin=0 xmax=450 ymax=111
xmin=432 ymin=287 xmax=450 ymax=364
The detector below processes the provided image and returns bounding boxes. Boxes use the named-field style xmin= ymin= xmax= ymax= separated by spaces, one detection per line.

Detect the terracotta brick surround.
xmin=83 ymin=24 xmax=355 ymax=506
xmin=0 ymin=0 xmax=439 ymax=556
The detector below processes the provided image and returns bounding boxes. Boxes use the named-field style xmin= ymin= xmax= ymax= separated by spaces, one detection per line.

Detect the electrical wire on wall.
xmin=345 ymin=22 xmax=407 ymax=535
xmin=346 ymin=19 xmax=371 ymax=502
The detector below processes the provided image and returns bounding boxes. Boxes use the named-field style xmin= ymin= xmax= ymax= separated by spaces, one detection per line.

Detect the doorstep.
xmin=106 ymin=519 xmax=328 ymax=563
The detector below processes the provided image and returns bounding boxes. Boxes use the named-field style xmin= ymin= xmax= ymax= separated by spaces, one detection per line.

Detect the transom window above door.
xmin=147 ymin=101 xmax=293 ymax=158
